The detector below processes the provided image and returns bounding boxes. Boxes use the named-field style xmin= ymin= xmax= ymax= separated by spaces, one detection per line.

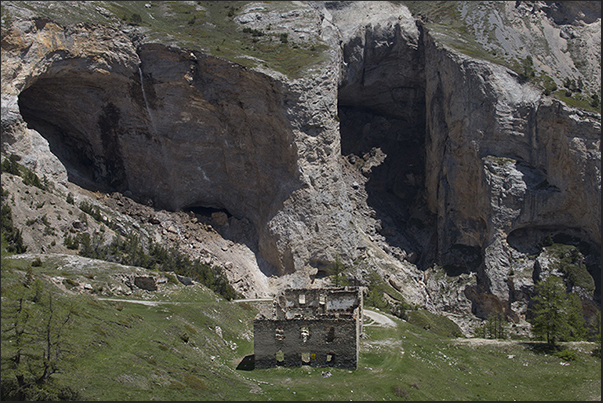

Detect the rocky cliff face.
xmin=1 ymin=1 xmax=600 ymax=334
xmin=1 ymin=8 xmax=360 ymax=280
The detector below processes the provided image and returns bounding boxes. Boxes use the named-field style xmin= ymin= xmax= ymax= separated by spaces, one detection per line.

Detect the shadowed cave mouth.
xmin=17 ymin=72 xmax=131 ymax=194
xmin=185 ymin=206 xmax=233 ymax=226
xmin=17 ymin=72 xmax=238 ymax=230
xmin=337 ymin=100 xmax=431 ymax=267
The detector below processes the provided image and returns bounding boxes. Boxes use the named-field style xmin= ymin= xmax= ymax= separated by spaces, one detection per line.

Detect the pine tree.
xmin=529 ymin=276 xmax=586 ymax=346
xmin=327 ymin=254 xmax=347 ymax=286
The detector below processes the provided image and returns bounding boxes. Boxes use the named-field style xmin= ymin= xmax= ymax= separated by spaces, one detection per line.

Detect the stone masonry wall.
xmin=254 ymin=317 xmax=359 ymax=369
xmin=254 ymin=287 xmax=362 ymax=369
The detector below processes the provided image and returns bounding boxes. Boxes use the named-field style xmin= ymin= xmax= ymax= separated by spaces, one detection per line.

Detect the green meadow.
xmin=1 ymin=253 xmax=599 ymax=401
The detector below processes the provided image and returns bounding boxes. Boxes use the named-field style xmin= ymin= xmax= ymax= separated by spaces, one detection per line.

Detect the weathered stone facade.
xmin=253 ymin=287 xmax=363 ymax=369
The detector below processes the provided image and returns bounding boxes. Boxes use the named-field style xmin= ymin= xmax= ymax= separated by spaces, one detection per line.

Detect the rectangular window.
xmin=301 ymin=352 xmax=310 ymax=363
xmin=299 ymin=294 xmax=306 ymax=304
xmin=326 ymin=326 xmax=335 ymax=342
xmin=301 ymin=326 xmax=310 ymax=343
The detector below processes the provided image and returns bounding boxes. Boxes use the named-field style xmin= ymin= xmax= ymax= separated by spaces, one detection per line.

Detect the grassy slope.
xmin=1 ymin=253 xmax=600 ymax=401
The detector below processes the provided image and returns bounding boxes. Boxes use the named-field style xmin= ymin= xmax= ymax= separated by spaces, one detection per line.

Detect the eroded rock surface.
xmin=1 ymin=1 xmax=600 ymax=334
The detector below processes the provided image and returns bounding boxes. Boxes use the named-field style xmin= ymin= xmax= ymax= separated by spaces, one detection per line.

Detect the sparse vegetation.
xmin=1 ymin=275 xmax=78 ymax=401
xmin=543 ymin=242 xmax=595 ymax=293
xmin=326 ymin=254 xmax=348 ymax=286
xmin=1 ymin=153 xmax=48 ymax=191
xmin=474 ymin=313 xmax=508 ymax=339
xmin=2 ymin=1 xmax=328 ymax=78
xmin=62 ymin=229 xmax=238 ymax=301
xmin=1 ymin=185 xmax=26 ymax=254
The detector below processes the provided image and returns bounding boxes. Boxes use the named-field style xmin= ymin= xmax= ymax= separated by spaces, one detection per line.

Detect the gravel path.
xmin=363 ymin=309 xmax=397 ymax=327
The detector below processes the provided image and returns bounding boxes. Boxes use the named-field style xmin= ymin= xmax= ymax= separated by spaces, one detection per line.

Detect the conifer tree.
xmin=529 ymin=276 xmax=586 ymax=346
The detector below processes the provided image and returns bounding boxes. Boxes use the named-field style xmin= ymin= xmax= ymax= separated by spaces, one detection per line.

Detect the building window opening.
xmin=299 ymin=294 xmax=306 ymax=304
xmin=301 ymin=352 xmax=311 ymax=363
xmin=301 ymin=326 xmax=310 ymax=343
xmin=326 ymin=326 xmax=335 ymax=343
xmin=319 ymin=294 xmax=326 ymax=305
xmin=275 ymin=328 xmax=285 ymax=341
xmin=326 ymin=353 xmax=334 ymax=363
xmin=276 ymin=350 xmax=284 ymax=363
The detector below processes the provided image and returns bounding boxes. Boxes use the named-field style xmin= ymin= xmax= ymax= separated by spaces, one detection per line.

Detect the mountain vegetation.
xmin=1 ymin=250 xmax=600 ymax=401
xmin=1 ymin=1 xmax=600 ymax=400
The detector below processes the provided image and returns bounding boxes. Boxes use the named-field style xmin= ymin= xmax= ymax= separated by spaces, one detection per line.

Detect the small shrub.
xmin=22 ymin=167 xmax=46 ymax=190
xmin=392 ymin=386 xmax=409 ymax=399
xmin=390 ymin=301 xmax=410 ymax=321
xmin=31 ymin=257 xmax=42 ymax=267
xmin=553 ymin=349 xmax=577 ymax=361
xmin=1 ymin=154 xmax=21 ymax=175
xmin=165 ymin=272 xmax=179 ymax=284
xmin=66 ymin=193 xmax=74 ymax=204
xmin=63 ymin=233 xmax=80 ymax=250
xmin=168 ymin=380 xmax=186 ymax=390
xmin=129 ymin=13 xmax=142 ymax=25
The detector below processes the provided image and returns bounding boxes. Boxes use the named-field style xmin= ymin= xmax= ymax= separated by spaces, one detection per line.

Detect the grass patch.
xmin=5 ymin=1 xmax=329 ymax=79
xmin=2 ymin=254 xmax=599 ymax=400
xmin=553 ymin=89 xmax=602 ymax=114
xmin=406 ymin=309 xmax=464 ymax=337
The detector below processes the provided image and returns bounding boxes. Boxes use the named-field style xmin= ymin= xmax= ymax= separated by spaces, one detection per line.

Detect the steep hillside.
xmin=1 ymin=0 xmax=600 ymax=338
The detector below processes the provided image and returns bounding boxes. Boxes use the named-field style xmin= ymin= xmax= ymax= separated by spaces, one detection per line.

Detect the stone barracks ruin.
xmin=253 ymin=287 xmax=363 ymax=369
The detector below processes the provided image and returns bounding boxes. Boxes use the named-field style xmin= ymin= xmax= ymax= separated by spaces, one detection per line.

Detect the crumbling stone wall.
xmin=254 ymin=287 xmax=362 ymax=369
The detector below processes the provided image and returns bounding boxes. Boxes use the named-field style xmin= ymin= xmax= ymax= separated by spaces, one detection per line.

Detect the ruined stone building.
xmin=253 ymin=287 xmax=363 ymax=369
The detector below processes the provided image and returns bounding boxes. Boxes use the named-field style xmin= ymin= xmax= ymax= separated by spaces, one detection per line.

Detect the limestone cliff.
xmin=1 ymin=1 xmax=600 ymax=335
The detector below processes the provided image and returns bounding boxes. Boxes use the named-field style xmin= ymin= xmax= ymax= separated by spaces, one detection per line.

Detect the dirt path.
xmin=98 ymin=298 xmax=198 ymax=306
xmin=364 ymin=309 xmax=397 ymax=327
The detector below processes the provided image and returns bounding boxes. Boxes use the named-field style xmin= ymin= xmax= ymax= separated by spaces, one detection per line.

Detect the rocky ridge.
xmin=1 ymin=1 xmax=600 ymax=335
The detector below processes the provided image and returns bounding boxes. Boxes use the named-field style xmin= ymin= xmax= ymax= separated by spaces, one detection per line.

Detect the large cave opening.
xmin=337 ymin=23 xmax=434 ymax=268
xmin=338 ymin=103 xmax=429 ymax=256
xmin=17 ymin=64 xmax=140 ymax=195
